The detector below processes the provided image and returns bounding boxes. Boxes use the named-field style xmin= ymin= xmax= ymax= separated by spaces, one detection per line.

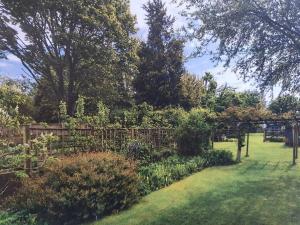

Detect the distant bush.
xmin=268 ymin=136 xmax=285 ymax=142
xmin=176 ymin=108 xmax=213 ymax=156
xmin=123 ymin=140 xmax=176 ymax=166
xmin=124 ymin=140 xmax=153 ymax=165
xmin=139 ymin=155 xmax=206 ymax=194
xmin=204 ymin=150 xmax=234 ymax=166
xmin=7 ymin=152 xmax=141 ymax=225
xmin=0 ymin=211 xmax=40 ymax=225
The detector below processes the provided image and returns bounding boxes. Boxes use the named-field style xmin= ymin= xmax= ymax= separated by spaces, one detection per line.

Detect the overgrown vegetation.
xmin=6 ymin=152 xmax=141 ymax=225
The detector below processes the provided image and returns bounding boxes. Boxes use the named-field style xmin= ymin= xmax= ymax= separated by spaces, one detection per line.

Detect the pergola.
xmin=213 ymin=118 xmax=300 ymax=165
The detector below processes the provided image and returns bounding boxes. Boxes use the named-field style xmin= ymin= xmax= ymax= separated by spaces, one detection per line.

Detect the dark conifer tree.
xmin=134 ymin=0 xmax=185 ymax=107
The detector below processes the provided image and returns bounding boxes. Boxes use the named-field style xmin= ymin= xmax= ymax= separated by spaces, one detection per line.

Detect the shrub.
xmin=7 ymin=152 xmax=141 ymax=225
xmin=204 ymin=150 xmax=234 ymax=166
xmin=139 ymin=155 xmax=206 ymax=194
xmin=123 ymin=140 xmax=176 ymax=166
xmin=268 ymin=136 xmax=285 ymax=142
xmin=176 ymin=108 xmax=213 ymax=156
xmin=124 ymin=140 xmax=153 ymax=165
xmin=151 ymin=148 xmax=176 ymax=162
xmin=0 ymin=211 xmax=40 ymax=225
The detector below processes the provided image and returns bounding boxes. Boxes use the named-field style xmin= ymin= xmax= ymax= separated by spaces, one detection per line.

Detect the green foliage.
xmin=218 ymin=106 xmax=274 ymax=122
xmin=95 ymin=101 xmax=110 ymax=127
xmin=59 ymin=101 xmax=68 ymax=122
xmin=204 ymin=150 xmax=234 ymax=166
xmin=0 ymin=77 xmax=33 ymax=124
xmin=0 ymin=211 xmax=42 ymax=225
xmin=134 ymin=0 xmax=184 ymax=107
xmin=123 ymin=140 xmax=176 ymax=166
xmin=113 ymin=103 xmax=187 ymax=128
xmin=139 ymin=155 xmax=207 ymax=194
xmin=123 ymin=140 xmax=153 ymax=166
xmin=201 ymin=73 xmax=217 ymax=111
xmin=179 ymin=73 xmax=205 ymax=109
xmin=141 ymin=107 xmax=187 ymax=128
xmin=181 ymin=0 xmax=300 ymax=93
xmin=0 ymin=133 xmax=58 ymax=178
xmin=0 ymin=0 xmax=139 ymax=117
xmin=176 ymin=108 xmax=213 ymax=156
xmin=7 ymin=152 xmax=141 ymax=225
xmin=215 ymin=86 xmax=262 ymax=112
xmin=75 ymin=96 xmax=85 ymax=120
xmin=269 ymin=95 xmax=300 ymax=114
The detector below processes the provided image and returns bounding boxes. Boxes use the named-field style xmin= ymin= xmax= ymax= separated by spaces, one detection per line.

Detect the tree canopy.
xmin=269 ymin=95 xmax=300 ymax=114
xmin=180 ymin=0 xmax=300 ymax=92
xmin=0 ymin=0 xmax=139 ymax=116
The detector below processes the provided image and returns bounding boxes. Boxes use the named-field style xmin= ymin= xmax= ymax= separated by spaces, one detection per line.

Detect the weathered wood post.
xmin=296 ymin=122 xmax=299 ymax=159
xmin=158 ymin=128 xmax=161 ymax=149
xmin=211 ymin=129 xmax=214 ymax=150
xmin=236 ymin=123 xmax=242 ymax=162
xmin=22 ymin=125 xmax=31 ymax=175
xmin=245 ymin=132 xmax=250 ymax=157
xmin=292 ymin=122 xmax=297 ymax=165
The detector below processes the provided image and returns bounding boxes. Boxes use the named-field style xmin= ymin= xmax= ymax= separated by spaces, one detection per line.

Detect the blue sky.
xmin=0 ymin=0 xmax=273 ymax=96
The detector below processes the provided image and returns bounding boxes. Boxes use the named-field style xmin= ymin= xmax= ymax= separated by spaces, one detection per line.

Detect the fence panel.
xmin=0 ymin=124 xmax=175 ymax=175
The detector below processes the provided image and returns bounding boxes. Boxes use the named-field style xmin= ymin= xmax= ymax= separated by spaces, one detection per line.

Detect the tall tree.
xmin=0 ymin=0 xmax=139 ymax=116
xmin=269 ymin=95 xmax=300 ymax=114
xmin=201 ymin=72 xmax=217 ymax=111
xmin=134 ymin=0 xmax=185 ymax=107
xmin=181 ymin=0 xmax=300 ymax=92
xmin=239 ymin=90 xmax=263 ymax=108
xmin=179 ymin=73 xmax=205 ymax=109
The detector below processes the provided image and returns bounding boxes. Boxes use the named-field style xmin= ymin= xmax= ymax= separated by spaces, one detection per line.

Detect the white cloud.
xmin=7 ymin=54 xmax=21 ymax=62
xmin=206 ymin=65 xmax=253 ymax=90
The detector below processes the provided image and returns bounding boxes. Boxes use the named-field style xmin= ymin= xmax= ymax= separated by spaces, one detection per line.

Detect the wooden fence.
xmin=0 ymin=124 xmax=176 ymax=174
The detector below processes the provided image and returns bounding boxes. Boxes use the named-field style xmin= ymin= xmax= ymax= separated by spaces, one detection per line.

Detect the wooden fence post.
xmin=236 ymin=124 xmax=242 ymax=162
xmin=158 ymin=128 xmax=161 ymax=149
xmin=245 ymin=132 xmax=250 ymax=157
xmin=292 ymin=122 xmax=297 ymax=165
xmin=211 ymin=131 xmax=214 ymax=150
xmin=22 ymin=125 xmax=31 ymax=175
xmin=296 ymin=122 xmax=299 ymax=159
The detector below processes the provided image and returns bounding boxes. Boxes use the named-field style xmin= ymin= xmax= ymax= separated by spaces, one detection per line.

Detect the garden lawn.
xmin=89 ymin=133 xmax=300 ymax=225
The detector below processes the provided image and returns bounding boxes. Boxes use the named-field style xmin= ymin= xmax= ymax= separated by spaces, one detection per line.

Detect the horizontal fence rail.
xmin=0 ymin=124 xmax=176 ymax=175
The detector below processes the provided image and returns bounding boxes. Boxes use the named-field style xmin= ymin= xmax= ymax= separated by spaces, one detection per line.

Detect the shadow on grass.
xmin=237 ymin=160 xmax=295 ymax=175
xmin=146 ymin=176 xmax=300 ymax=225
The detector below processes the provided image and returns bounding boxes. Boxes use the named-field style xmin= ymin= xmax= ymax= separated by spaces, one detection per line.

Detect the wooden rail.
xmin=1 ymin=124 xmax=176 ymax=175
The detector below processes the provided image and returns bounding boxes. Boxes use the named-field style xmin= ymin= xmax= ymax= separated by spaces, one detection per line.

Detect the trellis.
xmin=1 ymin=124 xmax=176 ymax=175
xmin=213 ymin=118 xmax=300 ymax=165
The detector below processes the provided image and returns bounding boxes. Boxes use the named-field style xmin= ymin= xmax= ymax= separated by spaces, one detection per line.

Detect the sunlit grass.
xmin=89 ymin=134 xmax=300 ymax=225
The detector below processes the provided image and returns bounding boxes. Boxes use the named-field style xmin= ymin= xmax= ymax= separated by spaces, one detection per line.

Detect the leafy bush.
xmin=124 ymin=140 xmax=153 ymax=165
xmin=268 ymin=136 xmax=285 ymax=142
xmin=139 ymin=155 xmax=206 ymax=194
xmin=176 ymin=108 xmax=213 ymax=156
xmin=7 ymin=152 xmax=141 ymax=225
xmin=0 ymin=211 xmax=41 ymax=225
xmin=204 ymin=150 xmax=234 ymax=166
xmin=151 ymin=148 xmax=176 ymax=162
xmin=123 ymin=140 xmax=176 ymax=166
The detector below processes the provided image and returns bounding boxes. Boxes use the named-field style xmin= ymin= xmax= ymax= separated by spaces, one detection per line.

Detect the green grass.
xmin=88 ymin=134 xmax=300 ymax=225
